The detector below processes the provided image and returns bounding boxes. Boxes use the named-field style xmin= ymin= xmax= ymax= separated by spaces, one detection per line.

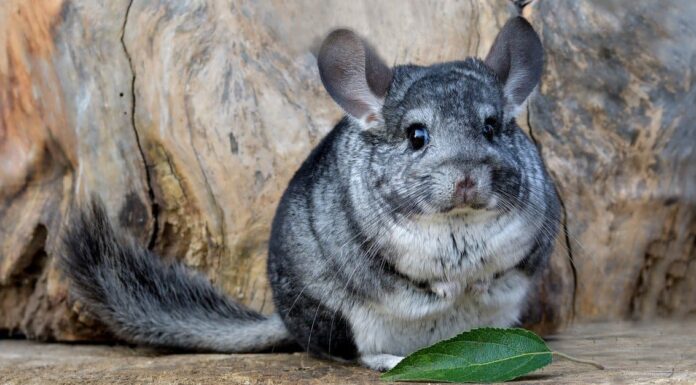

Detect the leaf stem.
xmin=552 ymin=351 xmax=605 ymax=370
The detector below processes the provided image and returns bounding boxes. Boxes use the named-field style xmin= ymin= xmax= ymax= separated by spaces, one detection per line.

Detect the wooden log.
xmin=1 ymin=0 xmax=693 ymax=342
xmin=526 ymin=0 xmax=696 ymax=320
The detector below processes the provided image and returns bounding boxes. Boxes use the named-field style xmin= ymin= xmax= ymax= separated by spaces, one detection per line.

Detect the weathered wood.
xmin=0 ymin=0 xmax=694 ymax=341
xmin=1 ymin=320 xmax=695 ymax=384
xmin=0 ymin=0 xmax=150 ymax=341
xmin=526 ymin=0 xmax=696 ymax=320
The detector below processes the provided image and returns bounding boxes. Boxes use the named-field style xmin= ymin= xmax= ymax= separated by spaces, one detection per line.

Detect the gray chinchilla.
xmin=60 ymin=16 xmax=560 ymax=371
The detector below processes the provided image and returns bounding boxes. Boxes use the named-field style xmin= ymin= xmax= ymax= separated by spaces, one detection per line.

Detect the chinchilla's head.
xmin=318 ymin=17 xmax=544 ymax=217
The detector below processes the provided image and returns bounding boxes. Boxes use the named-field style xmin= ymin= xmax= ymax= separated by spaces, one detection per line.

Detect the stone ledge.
xmin=1 ymin=320 xmax=694 ymax=384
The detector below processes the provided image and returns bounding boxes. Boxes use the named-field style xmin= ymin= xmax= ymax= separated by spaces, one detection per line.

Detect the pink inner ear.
xmin=365 ymin=113 xmax=379 ymax=123
xmin=318 ymin=29 xmax=391 ymax=120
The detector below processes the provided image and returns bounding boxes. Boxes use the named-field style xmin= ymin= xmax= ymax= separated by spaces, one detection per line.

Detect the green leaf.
xmin=380 ymin=328 xmax=552 ymax=383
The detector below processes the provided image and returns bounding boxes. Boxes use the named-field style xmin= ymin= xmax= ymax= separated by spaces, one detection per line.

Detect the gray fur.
xmin=60 ymin=16 xmax=560 ymax=371
xmin=60 ymin=201 xmax=293 ymax=352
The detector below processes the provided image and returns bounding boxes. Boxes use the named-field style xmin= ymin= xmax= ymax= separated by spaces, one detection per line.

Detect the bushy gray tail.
xmin=60 ymin=199 xmax=292 ymax=352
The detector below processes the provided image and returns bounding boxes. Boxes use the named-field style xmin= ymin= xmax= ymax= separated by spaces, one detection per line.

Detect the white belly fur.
xmin=351 ymin=211 xmax=536 ymax=356
xmin=349 ymin=270 xmax=531 ymax=356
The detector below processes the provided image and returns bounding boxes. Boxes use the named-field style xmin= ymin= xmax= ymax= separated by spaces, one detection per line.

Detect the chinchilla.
xmin=61 ymin=16 xmax=560 ymax=371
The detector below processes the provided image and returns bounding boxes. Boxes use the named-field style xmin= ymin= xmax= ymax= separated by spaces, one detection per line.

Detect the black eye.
xmin=483 ymin=117 xmax=499 ymax=141
xmin=406 ymin=123 xmax=430 ymax=150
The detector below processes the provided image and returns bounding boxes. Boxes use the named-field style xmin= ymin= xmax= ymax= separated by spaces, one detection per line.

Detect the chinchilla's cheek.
xmin=481 ymin=168 xmax=496 ymax=199
xmin=490 ymin=166 xmax=523 ymax=203
xmin=424 ymin=179 xmax=457 ymax=213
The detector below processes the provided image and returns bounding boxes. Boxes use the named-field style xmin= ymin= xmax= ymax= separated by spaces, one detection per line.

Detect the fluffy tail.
xmin=60 ymin=199 xmax=292 ymax=352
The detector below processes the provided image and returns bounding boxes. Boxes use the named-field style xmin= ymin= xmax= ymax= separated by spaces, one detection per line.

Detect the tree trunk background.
xmin=0 ymin=0 xmax=694 ymax=341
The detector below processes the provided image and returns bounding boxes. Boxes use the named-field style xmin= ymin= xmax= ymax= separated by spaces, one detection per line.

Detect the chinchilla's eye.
xmin=406 ymin=123 xmax=429 ymax=150
xmin=483 ymin=116 xmax=499 ymax=141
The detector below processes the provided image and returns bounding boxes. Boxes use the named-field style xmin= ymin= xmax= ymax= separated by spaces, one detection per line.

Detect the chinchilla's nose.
xmin=452 ymin=173 xmax=488 ymax=209
xmin=454 ymin=175 xmax=478 ymax=205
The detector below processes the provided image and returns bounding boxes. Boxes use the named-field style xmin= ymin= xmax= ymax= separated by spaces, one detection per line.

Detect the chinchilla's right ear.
xmin=318 ymin=29 xmax=392 ymax=129
xmin=484 ymin=17 xmax=543 ymax=118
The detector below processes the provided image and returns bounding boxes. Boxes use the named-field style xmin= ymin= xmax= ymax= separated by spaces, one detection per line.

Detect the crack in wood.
xmin=120 ymin=0 xmax=159 ymax=250
xmin=526 ymin=102 xmax=578 ymax=322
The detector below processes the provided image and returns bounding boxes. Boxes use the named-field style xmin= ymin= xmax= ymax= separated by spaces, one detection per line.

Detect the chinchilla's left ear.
xmin=484 ymin=17 xmax=543 ymax=117
xmin=318 ymin=29 xmax=392 ymax=129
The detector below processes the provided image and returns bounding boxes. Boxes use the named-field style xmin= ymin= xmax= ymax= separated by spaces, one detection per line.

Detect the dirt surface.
xmin=1 ymin=320 xmax=694 ymax=384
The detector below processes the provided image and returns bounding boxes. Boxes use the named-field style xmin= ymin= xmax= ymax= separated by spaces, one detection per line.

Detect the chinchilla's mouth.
xmin=442 ymin=203 xmax=494 ymax=216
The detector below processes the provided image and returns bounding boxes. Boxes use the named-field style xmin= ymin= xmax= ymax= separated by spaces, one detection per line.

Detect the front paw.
xmin=430 ymin=281 xmax=462 ymax=299
xmin=359 ymin=354 xmax=405 ymax=372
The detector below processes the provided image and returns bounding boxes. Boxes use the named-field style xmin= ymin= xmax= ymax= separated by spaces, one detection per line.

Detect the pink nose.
xmin=455 ymin=176 xmax=477 ymax=203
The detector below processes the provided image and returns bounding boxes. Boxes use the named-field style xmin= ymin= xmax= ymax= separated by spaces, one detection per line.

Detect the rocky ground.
xmin=1 ymin=320 xmax=694 ymax=384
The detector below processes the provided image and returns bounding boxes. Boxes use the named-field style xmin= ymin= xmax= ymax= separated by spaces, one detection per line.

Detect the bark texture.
xmin=526 ymin=0 xmax=696 ymax=320
xmin=0 ymin=0 xmax=693 ymax=341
